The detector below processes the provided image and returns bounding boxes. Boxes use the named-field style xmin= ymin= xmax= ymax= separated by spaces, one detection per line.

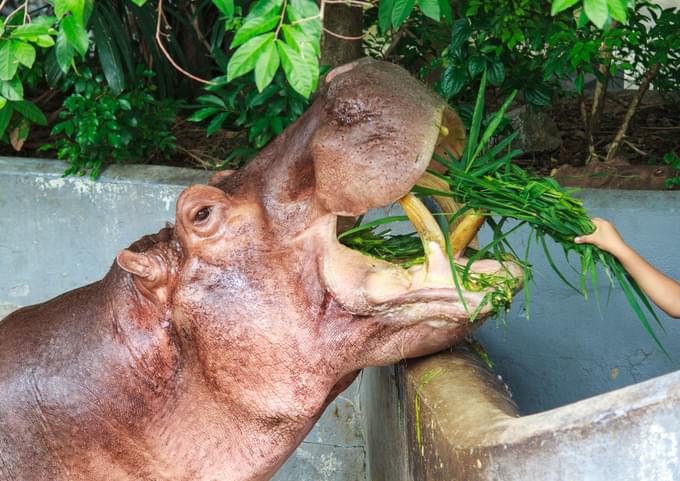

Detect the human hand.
xmin=574 ymin=217 xmax=627 ymax=256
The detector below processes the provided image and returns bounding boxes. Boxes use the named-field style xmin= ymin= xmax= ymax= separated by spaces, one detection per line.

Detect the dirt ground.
xmin=522 ymin=90 xmax=680 ymax=190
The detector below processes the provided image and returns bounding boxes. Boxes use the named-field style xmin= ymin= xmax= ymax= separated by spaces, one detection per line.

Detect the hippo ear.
xmin=116 ymin=250 xmax=157 ymax=280
xmin=117 ymin=250 xmax=173 ymax=305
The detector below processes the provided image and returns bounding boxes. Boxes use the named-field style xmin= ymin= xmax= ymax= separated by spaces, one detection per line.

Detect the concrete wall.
xmin=0 ymin=157 xmax=366 ymax=481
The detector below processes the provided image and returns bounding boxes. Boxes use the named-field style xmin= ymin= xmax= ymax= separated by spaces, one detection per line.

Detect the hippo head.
xmin=117 ymin=59 xmax=520 ymax=433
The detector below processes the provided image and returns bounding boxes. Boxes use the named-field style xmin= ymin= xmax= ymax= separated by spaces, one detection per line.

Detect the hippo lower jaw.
xmin=322 ymin=216 xmax=521 ymax=325
xmin=320 ymin=191 xmax=521 ymax=330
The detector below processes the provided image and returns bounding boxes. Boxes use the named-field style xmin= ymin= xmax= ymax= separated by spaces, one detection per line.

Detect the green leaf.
xmin=129 ymin=0 xmax=148 ymax=5
xmin=10 ymin=23 xmax=53 ymax=39
xmin=575 ymin=71 xmax=584 ymax=93
xmin=276 ymin=39 xmax=313 ymax=98
xmin=54 ymin=0 xmax=69 ymax=18
xmin=196 ymin=95 xmax=227 ymax=108
xmin=0 ymin=103 xmax=13 ymax=137
xmin=472 ymin=89 xmax=517 ymax=162
xmin=487 ymin=60 xmax=505 ymax=85
xmin=45 ymin=49 xmax=64 ymax=85
xmin=12 ymin=41 xmax=36 ymax=69
xmin=207 ymin=111 xmax=229 ymax=136
xmin=417 ymin=0 xmax=440 ymax=21
xmin=55 ymin=0 xmax=93 ymax=23
xmin=462 ymin=70 xmax=486 ymax=170
xmin=255 ymin=38 xmax=280 ymax=92
xmin=91 ymin=8 xmax=125 ymax=93
xmin=286 ymin=0 xmax=321 ymax=51
xmin=188 ymin=107 xmax=221 ymax=122
xmin=391 ymin=0 xmax=415 ymax=29
xmin=524 ymin=85 xmax=552 ymax=107
xmin=287 ymin=0 xmax=321 ymax=26
xmin=0 ymin=41 xmax=19 ymax=81
xmin=583 ymin=0 xmax=609 ymax=28
xmin=0 ymin=78 xmax=23 ymax=101
xmin=13 ymin=100 xmax=47 ymax=125
xmin=213 ymin=0 xmax=235 ymax=18
xmin=97 ymin=2 xmax=135 ymax=78
xmin=280 ymin=24 xmax=319 ymax=91
xmin=551 ymin=0 xmax=579 ymax=16
xmin=231 ymin=0 xmax=283 ymax=48
xmin=467 ymin=56 xmax=485 ymax=79
xmin=0 ymin=97 xmax=5 ymax=110
xmin=281 ymin=24 xmax=316 ymax=57
xmin=607 ymin=0 xmax=627 ymax=23
xmin=440 ymin=65 xmax=465 ymax=99
xmin=438 ymin=0 xmax=452 ymax=23
xmin=34 ymin=35 xmax=56 ymax=48
xmin=378 ymin=0 xmax=395 ymax=32
xmin=55 ymin=29 xmax=75 ymax=73
xmin=227 ymin=33 xmax=275 ymax=81
xmin=61 ymin=16 xmax=89 ymax=56
xmin=450 ymin=18 xmax=471 ymax=49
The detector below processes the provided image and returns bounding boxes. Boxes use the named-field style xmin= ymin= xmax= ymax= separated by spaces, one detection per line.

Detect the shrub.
xmin=43 ymin=67 xmax=176 ymax=179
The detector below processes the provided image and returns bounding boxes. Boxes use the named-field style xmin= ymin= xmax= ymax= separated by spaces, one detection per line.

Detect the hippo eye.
xmin=194 ymin=207 xmax=211 ymax=222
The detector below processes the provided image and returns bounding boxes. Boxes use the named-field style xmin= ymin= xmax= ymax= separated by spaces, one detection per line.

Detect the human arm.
xmin=574 ymin=217 xmax=680 ymax=319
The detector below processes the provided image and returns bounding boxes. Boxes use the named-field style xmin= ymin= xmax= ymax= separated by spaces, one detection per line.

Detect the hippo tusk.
xmin=415 ymin=172 xmax=485 ymax=257
xmin=398 ymin=193 xmax=446 ymax=257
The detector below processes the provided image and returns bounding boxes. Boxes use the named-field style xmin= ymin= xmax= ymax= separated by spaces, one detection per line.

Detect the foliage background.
xmin=0 ymin=0 xmax=677 ymax=178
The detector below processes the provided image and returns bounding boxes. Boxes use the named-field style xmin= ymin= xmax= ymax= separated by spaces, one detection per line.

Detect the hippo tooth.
xmin=399 ymin=193 xmax=459 ymax=288
xmin=398 ymin=193 xmax=446 ymax=257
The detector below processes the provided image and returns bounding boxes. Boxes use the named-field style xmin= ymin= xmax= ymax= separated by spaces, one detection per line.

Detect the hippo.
xmin=0 ymin=59 xmax=521 ymax=481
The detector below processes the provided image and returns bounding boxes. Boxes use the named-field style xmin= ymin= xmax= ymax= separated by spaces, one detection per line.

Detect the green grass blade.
xmin=538 ymin=232 xmax=581 ymax=295
xmin=463 ymin=70 xmax=487 ymax=172
xmin=471 ymin=90 xmax=518 ymax=163
xmin=612 ymin=262 xmax=668 ymax=357
xmin=337 ymin=215 xmax=410 ymax=240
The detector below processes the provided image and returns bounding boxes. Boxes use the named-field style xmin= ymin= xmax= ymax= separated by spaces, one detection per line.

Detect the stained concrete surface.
xmin=0 ymin=157 xmax=366 ymax=481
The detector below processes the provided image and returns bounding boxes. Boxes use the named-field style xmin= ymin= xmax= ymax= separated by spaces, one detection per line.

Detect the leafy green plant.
xmin=223 ymin=0 xmax=322 ymax=98
xmin=44 ymin=66 xmax=176 ymax=178
xmin=661 ymin=152 xmax=680 ymax=189
xmin=188 ymin=71 xmax=308 ymax=166
xmin=436 ymin=1 xmax=558 ymax=107
xmin=0 ymin=7 xmax=60 ymax=148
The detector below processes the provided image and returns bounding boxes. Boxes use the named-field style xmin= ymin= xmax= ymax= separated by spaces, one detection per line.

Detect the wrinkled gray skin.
xmin=0 ymin=59 xmax=520 ymax=481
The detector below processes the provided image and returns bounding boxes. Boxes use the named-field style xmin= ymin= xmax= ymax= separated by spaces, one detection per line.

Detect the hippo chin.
xmin=0 ymin=59 xmax=521 ymax=480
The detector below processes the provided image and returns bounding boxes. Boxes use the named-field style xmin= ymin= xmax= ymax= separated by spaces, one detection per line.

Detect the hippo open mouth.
xmin=320 ymin=137 xmax=523 ymax=328
xmin=307 ymin=60 xmax=523 ymax=326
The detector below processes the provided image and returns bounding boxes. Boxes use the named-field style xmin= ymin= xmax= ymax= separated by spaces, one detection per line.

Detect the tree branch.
xmin=605 ymin=63 xmax=661 ymax=163
xmin=322 ymin=27 xmax=364 ymax=41
xmin=155 ymin=0 xmax=214 ymax=86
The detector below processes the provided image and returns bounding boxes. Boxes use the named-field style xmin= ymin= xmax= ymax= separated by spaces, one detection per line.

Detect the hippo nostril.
xmin=194 ymin=207 xmax=211 ymax=222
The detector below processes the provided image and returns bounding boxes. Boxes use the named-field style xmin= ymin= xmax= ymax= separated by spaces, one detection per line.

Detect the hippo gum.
xmin=0 ymin=59 xmax=521 ymax=480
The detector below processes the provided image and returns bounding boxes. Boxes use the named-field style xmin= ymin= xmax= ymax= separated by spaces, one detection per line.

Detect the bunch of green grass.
xmin=339 ymin=216 xmax=519 ymax=320
xmin=340 ymin=70 xmax=666 ymax=353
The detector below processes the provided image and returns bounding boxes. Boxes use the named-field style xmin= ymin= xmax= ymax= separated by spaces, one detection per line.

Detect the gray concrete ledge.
xmin=0 ymin=157 xmax=212 ymax=186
